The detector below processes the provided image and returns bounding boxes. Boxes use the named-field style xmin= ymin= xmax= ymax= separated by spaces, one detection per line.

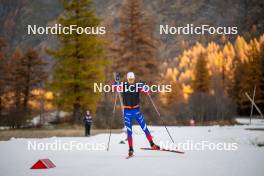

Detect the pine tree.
xmin=189 ymin=53 xmax=211 ymax=122
xmin=192 ymin=53 xmax=210 ymax=93
xmin=48 ymin=0 xmax=107 ymax=122
xmin=112 ymin=0 xmax=159 ymax=83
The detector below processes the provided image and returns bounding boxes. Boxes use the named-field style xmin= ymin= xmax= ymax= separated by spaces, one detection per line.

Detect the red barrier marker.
xmin=30 ymin=159 xmax=56 ymax=169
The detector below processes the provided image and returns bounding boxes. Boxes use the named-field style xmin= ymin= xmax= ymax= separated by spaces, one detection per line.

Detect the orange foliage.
xmin=165 ymin=34 xmax=264 ymax=99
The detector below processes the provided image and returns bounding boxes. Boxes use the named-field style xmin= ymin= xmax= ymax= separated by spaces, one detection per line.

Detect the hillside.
xmin=0 ymin=0 xmax=263 ymax=59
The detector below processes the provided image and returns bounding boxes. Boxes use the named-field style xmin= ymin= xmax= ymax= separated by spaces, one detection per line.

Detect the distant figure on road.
xmin=83 ymin=110 xmax=92 ymax=136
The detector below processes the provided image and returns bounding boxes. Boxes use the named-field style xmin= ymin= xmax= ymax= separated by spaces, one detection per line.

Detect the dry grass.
xmin=0 ymin=128 xmax=122 ymax=141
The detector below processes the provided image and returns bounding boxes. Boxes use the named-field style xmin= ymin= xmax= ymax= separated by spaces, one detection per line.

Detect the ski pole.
xmin=245 ymin=92 xmax=264 ymax=119
xmin=147 ymin=93 xmax=175 ymax=143
xmin=107 ymin=92 xmax=118 ymax=151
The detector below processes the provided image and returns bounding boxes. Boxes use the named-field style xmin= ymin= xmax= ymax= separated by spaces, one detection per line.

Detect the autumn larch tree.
xmin=7 ymin=48 xmax=47 ymax=128
xmin=238 ymin=41 xmax=264 ymax=114
xmin=0 ymin=37 xmax=7 ymax=118
xmin=7 ymin=48 xmax=24 ymax=128
xmin=110 ymin=0 xmax=160 ymax=124
xmin=20 ymin=48 xmax=48 ymax=113
xmin=112 ymin=0 xmax=159 ymax=83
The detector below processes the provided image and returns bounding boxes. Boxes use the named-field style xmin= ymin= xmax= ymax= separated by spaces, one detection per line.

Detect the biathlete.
xmin=114 ymin=72 xmax=160 ymax=156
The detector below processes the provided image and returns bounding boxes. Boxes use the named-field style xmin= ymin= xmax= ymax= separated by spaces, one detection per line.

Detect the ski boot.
xmin=150 ymin=141 xmax=160 ymax=150
xmin=128 ymin=147 xmax=134 ymax=157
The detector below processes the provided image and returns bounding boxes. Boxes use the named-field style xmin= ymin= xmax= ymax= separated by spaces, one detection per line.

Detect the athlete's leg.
xmin=133 ymin=108 xmax=153 ymax=143
xmin=124 ymin=109 xmax=133 ymax=149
